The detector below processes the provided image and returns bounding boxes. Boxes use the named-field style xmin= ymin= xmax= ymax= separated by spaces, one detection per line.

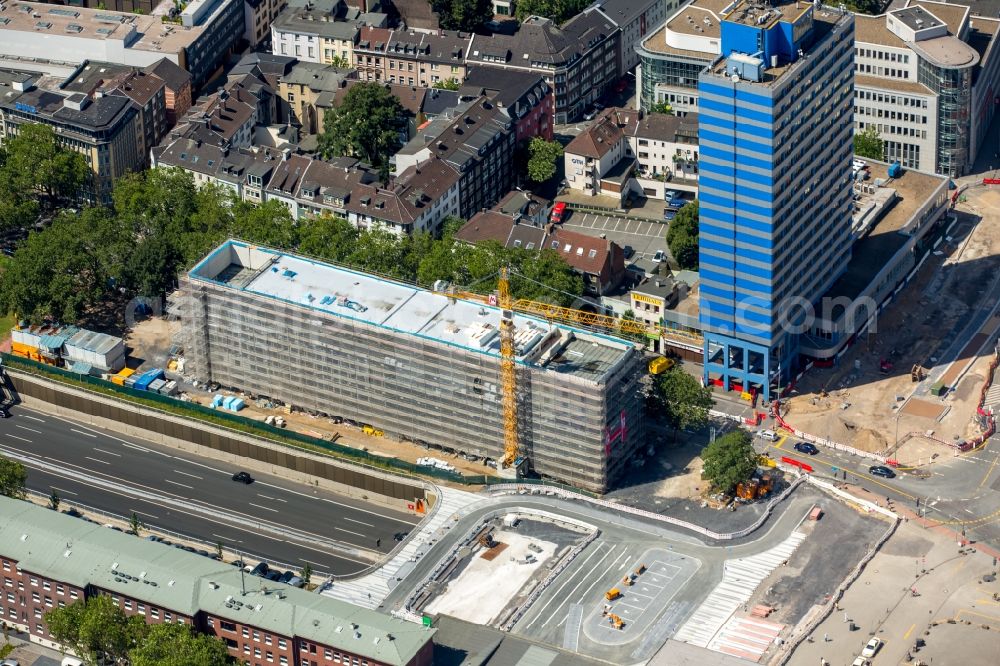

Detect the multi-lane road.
xmin=0 ymin=405 xmax=419 ymax=576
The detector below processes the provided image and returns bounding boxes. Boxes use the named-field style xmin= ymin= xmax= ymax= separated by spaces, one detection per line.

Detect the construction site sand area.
xmin=423 ymin=530 xmax=558 ymax=625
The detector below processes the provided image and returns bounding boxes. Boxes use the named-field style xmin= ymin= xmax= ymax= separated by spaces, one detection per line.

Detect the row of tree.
xmin=46 ymin=596 xmax=230 ymax=666
xmin=0 ymin=163 xmax=584 ymax=326
xmin=666 ymin=199 xmax=699 ymax=271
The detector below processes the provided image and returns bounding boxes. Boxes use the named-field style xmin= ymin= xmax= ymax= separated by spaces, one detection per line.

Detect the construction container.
xmin=110 ymin=368 xmax=135 ymax=386
xmin=930 ymin=382 xmax=947 ymax=396
xmin=887 ymin=161 xmax=902 ymax=178
xmin=147 ymin=379 xmax=167 ymax=394
xmin=159 ymin=380 xmax=178 ymax=396
xmin=229 ymin=397 xmax=245 ymax=412
xmin=124 ymin=376 xmax=138 ymax=388
xmin=63 ymin=329 xmax=126 ymax=373
xmin=133 ymin=368 xmax=164 ymax=391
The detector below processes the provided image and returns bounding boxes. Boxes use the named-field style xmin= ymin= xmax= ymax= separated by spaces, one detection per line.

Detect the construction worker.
xmin=376 ymin=538 xmax=381 ymax=549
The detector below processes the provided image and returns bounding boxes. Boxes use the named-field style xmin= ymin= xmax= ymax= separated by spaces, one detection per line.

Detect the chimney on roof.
xmin=282 ymin=148 xmax=291 ymax=161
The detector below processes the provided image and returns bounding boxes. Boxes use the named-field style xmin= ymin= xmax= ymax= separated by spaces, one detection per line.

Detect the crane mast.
xmin=498 ymin=266 xmax=519 ymax=469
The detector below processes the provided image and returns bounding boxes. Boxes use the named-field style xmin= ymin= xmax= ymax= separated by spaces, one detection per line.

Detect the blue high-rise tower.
xmin=698 ymin=1 xmax=855 ymax=401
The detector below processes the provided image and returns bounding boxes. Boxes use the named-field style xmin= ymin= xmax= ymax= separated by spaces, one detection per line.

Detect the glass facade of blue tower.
xmin=697 ymin=3 xmax=855 ymax=401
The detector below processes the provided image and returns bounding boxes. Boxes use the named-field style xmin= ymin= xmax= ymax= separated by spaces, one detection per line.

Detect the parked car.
xmin=249 ymin=562 xmax=269 ymax=577
xmin=861 ymin=637 xmax=882 ymax=658
xmin=265 ymin=570 xmax=282 ymax=582
xmin=583 ymin=107 xmax=597 ymax=121
xmin=869 ymin=465 xmax=896 ymax=479
xmin=793 ymin=442 xmax=819 ymax=455
xmin=663 ymin=208 xmax=676 ymax=221
xmin=232 ymin=471 xmax=254 ymax=484
xmin=623 ymin=245 xmax=634 ymax=259
xmin=286 ymin=576 xmax=304 ymax=588
xmin=653 ymin=250 xmax=666 ymax=263
xmin=758 ymin=429 xmax=778 ymax=442
xmin=278 ymin=571 xmax=295 ymax=584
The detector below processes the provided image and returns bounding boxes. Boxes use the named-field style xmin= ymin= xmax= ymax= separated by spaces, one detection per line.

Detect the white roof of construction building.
xmin=189 ymin=241 xmax=634 ymax=383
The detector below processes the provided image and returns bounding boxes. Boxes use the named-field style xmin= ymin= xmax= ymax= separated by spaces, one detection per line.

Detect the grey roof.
xmin=385 ymin=29 xmax=471 ymax=65
xmin=397 ymin=97 xmax=512 ymax=173
xmin=461 ymin=67 xmax=550 ymax=114
xmin=1 ymin=88 xmax=134 ymax=131
xmin=143 ymin=57 xmax=192 ymax=92
xmin=271 ymin=8 xmax=363 ymax=40
xmin=280 ymin=61 xmax=353 ymax=92
xmin=431 ymin=614 xmax=608 ymax=666
xmin=64 ymin=329 xmax=123 ymax=355
xmin=420 ymin=89 xmax=461 ymax=117
xmin=589 ymin=0 xmax=651 ymax=28
xmin=468 ymin=17 xmax=576 ymax=67
xmin=61 ymin=60 xmax=134 ymax=95
xmin=0 ymin=496 xmax=434 ymax=666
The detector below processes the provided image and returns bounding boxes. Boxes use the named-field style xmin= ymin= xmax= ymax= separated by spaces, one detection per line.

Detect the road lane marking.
xmin=257 ymin=494 xmax=288 ymax=503
xmin=6 ymin=433 xmax=31 ymax=443
xmin=131 ymin=509 xmax=160 ymax=520
xmin=94 ymin=448 xmax=121 ymax=457
xmin=343 ymin=517 xmax=374 ymax=527
xmin=903 ymin=623 xmax=915 ymax=639
xmin=174 ymin=470 xmax=203 ymax=480
xmin=248 ymin=502 xmax=280 ymax=513
xmin=164 ymin=479 xmax=193 ymax=489
xmin=173 ymin=458 xmax=226 ymax=475
xmin=49 ymin=487 xmax=77 ymax=496
xmin=543 ymin=545 xmax=620 ymax=628
xmin=979 ymin=453 xmax=1000 ymax=488
xmin=84 ymin=456 xmax=111 ymax=465
xmin=20 ymin=414 xmax=45 ymax=422
xmin=212 ymin=533 xmax=240 ymax=543
xmin=16 ymin=425 xmax=41 ymax=434
xmin=71 ymin=428 xmax=97 ymax=438
xmin=526 ymin=544 xmax=609 ymax=629
xmin=255 ymin=480 xmax=416 ymax=524
xmin=334 ymin=526 xmax=367 ymax=538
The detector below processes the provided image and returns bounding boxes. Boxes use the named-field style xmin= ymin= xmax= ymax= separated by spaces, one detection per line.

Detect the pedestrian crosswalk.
xmin=321 ymin=487 xmax=485 ymax=609
xmin=984 ymin=383 xmax=1000 ymax=415
xmin=673 ymin=530 xmax=806 ymax=654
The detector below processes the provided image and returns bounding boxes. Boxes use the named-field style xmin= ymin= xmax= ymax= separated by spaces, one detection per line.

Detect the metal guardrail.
xmin=24 ymin=489 xmax=323 ymax=578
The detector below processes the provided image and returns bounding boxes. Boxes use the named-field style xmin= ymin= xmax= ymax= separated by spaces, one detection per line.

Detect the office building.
xmin=0 ymin=496 xmax=434 ymax=666
xmin=854 ymin=2 xmax=1000 ymax=176
xmin=176 ymin=240 xmax=646 ymax=492
xmin=0 ymin=81 xmax=143 ymax=203
xmin=588 ymin=0 xmax=672 ymax=75
xmin=0 ymin=0 xmax=244 ymax=90
xmin=697 ymin=2 xmax=855 ymax=400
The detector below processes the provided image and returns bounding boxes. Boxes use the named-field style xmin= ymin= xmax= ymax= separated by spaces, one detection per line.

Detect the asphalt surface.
xmin=0 ymin=404 xmax=418 ymax=576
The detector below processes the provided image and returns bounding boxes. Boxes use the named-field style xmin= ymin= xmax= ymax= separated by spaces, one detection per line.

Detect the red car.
xmin=550 ymin=202 xmax=567 ymax=223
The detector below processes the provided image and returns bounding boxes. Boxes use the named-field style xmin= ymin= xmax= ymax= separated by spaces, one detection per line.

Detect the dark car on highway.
xmin=869 ymin=465 xmax=896 ymax=479
xmin=232 ymin=471 xmax=254 ymax=484
xmin=393 ymin=531 xmax=409 ymax=542
xmin=793 ymin=442 xmax=819 ymax=455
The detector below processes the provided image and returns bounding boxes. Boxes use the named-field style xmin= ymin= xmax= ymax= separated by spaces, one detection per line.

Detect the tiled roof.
xmin=564 ymin=108 xmax=635 ymax=159
xmin=143 ymin=57 xmax=192 ymax=92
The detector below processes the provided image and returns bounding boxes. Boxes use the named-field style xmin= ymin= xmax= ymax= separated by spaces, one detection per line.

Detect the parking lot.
xmin=562 ymin=212 xmax=669 ymax=261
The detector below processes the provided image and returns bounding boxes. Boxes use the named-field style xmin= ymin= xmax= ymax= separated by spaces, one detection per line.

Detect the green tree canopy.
xmin=432 ymin=78 xmax=461 ymax=91
xmin=854 ymin=125 xmax=885 ymax=161
xmin=45 ymin=595 xmax=146 ymax=666
xmin=0 ymin=456 xmax=27 ymax=499
xmin=666 ymin=199 xmax=699 ymax=270
xmin=514 ymin=0 xmax=589 ymax=23
xmin=129 ymin=622 xmax=230 ymax=666
xmin=526 ymin=138 xmax=564 ymax=183
xmin=649 ymin=366 xmax=713 ymax=438
xmin=317 ymin=83 xmax=407 ymax=167
xmin=650 ymin=101 xmax=673 ymax=115
xmin=0 ymin=123 xmax=89 ymax=206
xmin=433 ymin=0 xmax=493 ymax=31
xmin=701 ymin=429 xmax=758 ymax=492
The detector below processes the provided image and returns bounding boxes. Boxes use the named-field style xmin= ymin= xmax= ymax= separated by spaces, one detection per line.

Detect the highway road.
xmin=0 ymin=404 xmax=420 ymax=576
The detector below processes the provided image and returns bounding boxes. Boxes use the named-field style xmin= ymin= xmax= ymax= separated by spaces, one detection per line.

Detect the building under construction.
xmin=174 ymin=240 xmax=646 ymax=492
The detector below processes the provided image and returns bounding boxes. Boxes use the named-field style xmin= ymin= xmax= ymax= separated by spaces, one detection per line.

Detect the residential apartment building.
xmin=353 ymin=27 xmax=473 ymax=87
xmin=588 ymin=0 xmax=671 ymax=75
xmin=394 ymin=96 xmax=516 ymax=219
xmin=854 ymin=2 xmax=1000 ymax=176
xmin=0 ymin=83 xmax=143 ymax=203
xmin=461 ymin=67 xmax=554 ymax=144
xmin=278 ymin=61 xmax=353 ymax=133
xmin=698 ymin=2 xmax=855 ymax=401
xmin=0 ymin=0 xmax=243 ymax=90
xmin=563 ymin=107 xmax=641 ymax=204
xmin=0 ymin=496 xmax=435 ymax=666
xmin=346 ymin=157 xmax=461 ymax=235
xmin=467 ymin=13 xmax=621 ymax=123
xmin=25 ymin=0 xmax=158 ymax=13
xmin=270 ymin=0 xmax=387 ymax=65
xmin=627 ymin=111 xmax=699 ymax=198
xmin=245 ymin=0 xmax=288 ymax=49
xmin=455 ymin=207 xmax=627 ymax=295
xmin=144 ymin=58 xmax=193 ymax=126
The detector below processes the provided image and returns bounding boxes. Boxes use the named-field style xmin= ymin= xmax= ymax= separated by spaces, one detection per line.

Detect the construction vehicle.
xmin=478 ymin=533 xmax=497 ymax=549
xmin=622 ymin=574 xmax=634 ymax=586
xmin=735 ymin=473 xmax=773 ymax=501
xmin=911 ymin=364 xmax=928 ymax=382
xmin=648 ymin=356 xmax=674 ymax=375
xmin=362 ymin=425 xmax=384 ymax=437
xmin=605 ymin=588 xmax=621 ymax=601
xmin=609 ymin=614 xmax=624 ymax=630
xmin=635 ymin=563 xmax=646 ymax=576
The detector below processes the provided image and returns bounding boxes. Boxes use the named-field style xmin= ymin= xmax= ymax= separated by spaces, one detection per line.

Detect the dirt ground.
xmin=784 ymin=196 xmax=1000 ymax=459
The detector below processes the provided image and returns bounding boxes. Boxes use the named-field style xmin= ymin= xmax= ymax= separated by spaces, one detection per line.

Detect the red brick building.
xmin=0 ymin=497 xmax=434 ymax=666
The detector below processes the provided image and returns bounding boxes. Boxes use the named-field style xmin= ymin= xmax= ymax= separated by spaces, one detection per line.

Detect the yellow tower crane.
xmin=498 ymin=266 xmax=520 ymax=469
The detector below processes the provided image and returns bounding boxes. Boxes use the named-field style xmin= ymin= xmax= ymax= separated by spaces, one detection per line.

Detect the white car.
xmin=861 ymin=637 xmax=882 ymax=658
xmin=852 ymin=658 xmax=869 ymax=666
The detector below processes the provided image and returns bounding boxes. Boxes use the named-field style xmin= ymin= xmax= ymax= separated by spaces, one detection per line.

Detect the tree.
xmin=129 ymin=622 xmax=229 ymax=666
xmin=432 ymin=78 xmax=461 ymax=91
xmin=0 ymin=124 xmax=89 ymax=206
xmin=526 ymin=138 xmax=564 ymax=183
xmin=701 ymin=429 xmax=758 ymax=492
xmin=297 ymin=214 xmax=359 ymax=264
xmin=128 ymin=511 xmax=145 ymax=536
xmin=666 ymin=200 xmax=699 ymax=270
xmin=433 ymin=0 xmax=493 ymax=31
xmin=327 ymin=55 xmax=351 ymax=69
xmin=649 ymin=366 xmax=713 ymax=439
xmin=317 ymin=83 xmax=406 ymax=167
xmin=301 ymin=562 xmax=312 ymax=587
xmin=232 ymin=199 xmax=297 ymax=249
xmin=45 ymin=595 xmax=145 ymax=666
xmin=215 ymin=541 xmax=223 ymax=560
xmin=514 ymin=0 xmax=588 ymax=23
xmin=854 ymin=125 xmax=885 ymax=161
xmin=48 ymin=488 xmax=61 ymax=511
xmin=616 ymin=309 xmax=646 ymax=344
xmin=650 ymin=101 xmax=674 ymax=115
xmin=0 ymin=456 xmax=26 ymax=499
